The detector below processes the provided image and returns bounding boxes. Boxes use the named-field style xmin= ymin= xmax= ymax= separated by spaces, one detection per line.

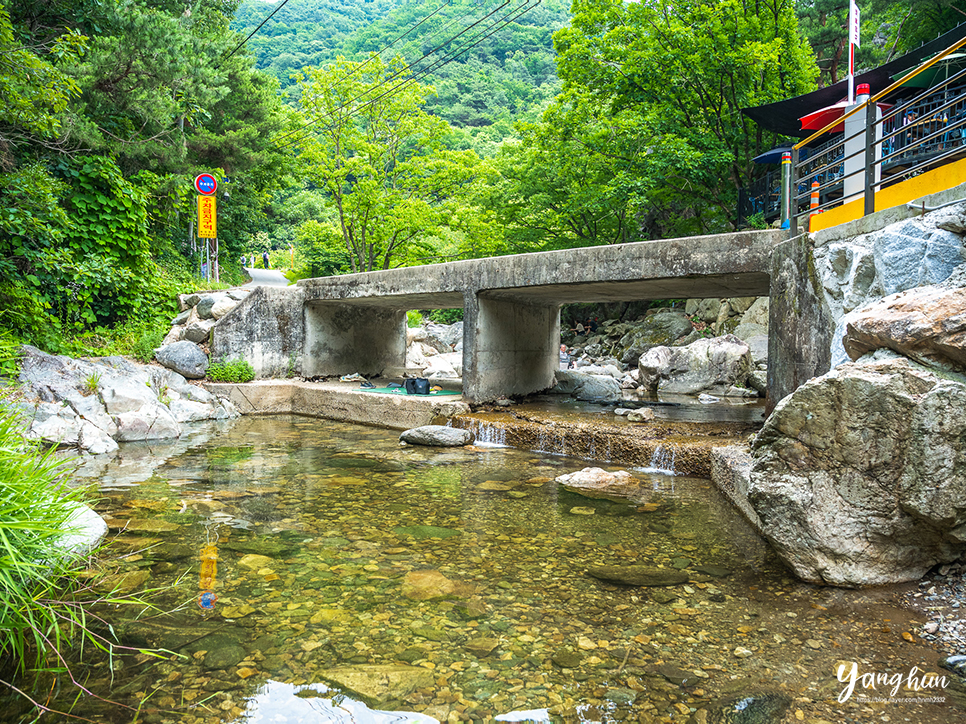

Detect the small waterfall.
xmin=454 ymin=418 xmax=508 ymax=447
xmin=450 ymin=416 xmax=700 ymax=475
xmin=645 ymin=444 xmax=677 ymax=475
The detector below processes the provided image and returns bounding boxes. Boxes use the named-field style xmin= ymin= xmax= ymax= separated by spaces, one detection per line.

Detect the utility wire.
xmin=319 ymin=0 xmax=461 ymax=89
xmin=272 ymin=0 xmax=514 ymax=147
xmin=274 ymin=0 xmax=539 ymax=150
xmin=220 ymin=0 xmax=294 ymax=66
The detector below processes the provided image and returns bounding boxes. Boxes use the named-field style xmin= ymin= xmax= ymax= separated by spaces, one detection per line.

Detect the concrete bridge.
xmin=212 ymin=229 xmax=830 ymax=408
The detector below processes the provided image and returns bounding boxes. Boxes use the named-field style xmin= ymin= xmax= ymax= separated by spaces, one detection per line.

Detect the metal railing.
xmin=787 ymin=34 xmax=966 ymax=235
xmin=741 ymin=137 xmax=839 ymax=223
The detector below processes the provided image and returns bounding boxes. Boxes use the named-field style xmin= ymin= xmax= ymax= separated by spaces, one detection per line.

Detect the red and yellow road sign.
xmin=198 ymin=195 xmax=217 ymax=239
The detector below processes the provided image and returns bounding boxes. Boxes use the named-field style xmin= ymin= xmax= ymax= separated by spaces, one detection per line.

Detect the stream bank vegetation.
xmin=0 ymin=338 xmax=164 ymax=719
xmin=0 ymin=401 xmax=163 ymax=720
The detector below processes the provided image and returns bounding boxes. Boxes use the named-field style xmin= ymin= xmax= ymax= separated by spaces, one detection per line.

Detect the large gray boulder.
xmin=194 ymin=294 xmax=220 ymax=320
xmin=399 ymin=425 xmax=473 ymax=447
xmin=210 ymin=296 xmax=238 ymax=320
xmin=556 ymin=467 xmax=650 ymax=504
xmin=553 ymin=370 xmax=622 ymax=402
xmin=58 ymin=502 xmax=109 ymax=557
xmin=638 ymin=334 xmax=753 ymax=395
xmin=425 ymin=322 xmax=463 ymax=349
xmin=424 ymin=351 xmax=462 ymax=379
xmin=114 ymin=403 xmax=182 ymax=441
xmin=614 ymin=310 xmax=693 ymax=366
xmin=101 ymin=377 xmax=157 ymax=415
xmin=574 ymin=374 xmax=621 ymax=402
xmin=813 ymin=211 xmax=966 ymax=366
xmin=685 ymin=298 xmax=722 ymax=323
xmin=749 ymin=358 xmax=966 ymax=586
xmin=29 ymin=414 xmax=118 ymax=454
xmin=183 ymin=318 xmax=217 ymax=344
xmin=874 ymin=216 xmax=964 ymax=295
xmin=155 ymin=341 xmax=208 ymax=379
xmin=16 ymin=346 xmax=235 ymax=453
xmin=843 ymin=284 xmax=966 ymax=371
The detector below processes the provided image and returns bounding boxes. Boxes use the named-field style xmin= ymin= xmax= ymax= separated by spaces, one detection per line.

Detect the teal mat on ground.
xmin=359 ymin=387 xmax=461 ymax=396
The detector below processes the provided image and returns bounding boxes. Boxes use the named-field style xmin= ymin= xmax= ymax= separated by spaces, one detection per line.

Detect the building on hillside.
xmin=741 ymin=22 xmax=966 ymax=231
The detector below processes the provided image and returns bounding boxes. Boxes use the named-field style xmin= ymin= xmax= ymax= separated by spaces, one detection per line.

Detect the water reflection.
xmin=21 ymin=414 xmax=957 ymax=723
xmin=236 ymin=680 xmax=439 ymax=723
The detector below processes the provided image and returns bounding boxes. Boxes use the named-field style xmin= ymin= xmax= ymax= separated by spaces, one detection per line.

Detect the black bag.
xmin=405 ymin=377 xmax=430 ymax=395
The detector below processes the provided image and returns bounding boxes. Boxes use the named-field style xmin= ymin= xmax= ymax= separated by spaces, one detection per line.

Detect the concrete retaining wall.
xmin=205 ymin=380 xmax=470 ymax=431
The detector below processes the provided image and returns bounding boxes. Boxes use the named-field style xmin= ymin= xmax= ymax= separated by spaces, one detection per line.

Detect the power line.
xmin=318 ymin=0 xmax=461 ymax=89
xmin=272 ymin=0 xmax=514 ymax=148
xmin=274 ymin=0 xmax=539 ymax=151
xmin=220 ymin=0 xmax=294 ymax=67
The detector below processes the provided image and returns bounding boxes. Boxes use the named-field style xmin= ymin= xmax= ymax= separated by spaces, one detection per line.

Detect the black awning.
xmin=743 ymin=22 xmax=966 ymax=138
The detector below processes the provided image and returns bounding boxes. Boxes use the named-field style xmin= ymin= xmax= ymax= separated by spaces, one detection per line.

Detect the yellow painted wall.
xmin=809 ymin=157 xmax=966 ymax=232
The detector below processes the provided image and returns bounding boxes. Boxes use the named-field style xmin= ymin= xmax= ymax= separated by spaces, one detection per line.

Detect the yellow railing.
xmin=787 ymin=32 xmax=966 ymax=234
xmin=794 ymin=33 xmax=966 ymax=151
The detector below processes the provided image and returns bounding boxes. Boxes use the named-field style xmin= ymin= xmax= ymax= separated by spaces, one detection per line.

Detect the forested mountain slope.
xmin=233 ymin=0 xmax=570 ymax=146
xmin=234 ymin=0 xmax=407 ymax=87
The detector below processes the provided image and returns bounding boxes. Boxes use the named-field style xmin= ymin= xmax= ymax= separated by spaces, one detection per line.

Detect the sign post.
xmin=848 ymin=1 xmax=861 ymax=103
xmin=195 ymin=174 xmax=218 ymax=282
xmin=197 ymin=195 xmax=217 ymax=239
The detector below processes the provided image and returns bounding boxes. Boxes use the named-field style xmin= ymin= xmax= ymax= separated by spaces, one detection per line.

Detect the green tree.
xmin=1 ymin=0 xmax=293 ymax=347
xmin=549 ymin=0 xmax=818 ymax=237
xmin=295 ymin=55 xmax=488 ymax=272
xmin=481 ymin=91 xmax=643 ymax=253
xmin=866 ymin=0 xmax=966 ymax=59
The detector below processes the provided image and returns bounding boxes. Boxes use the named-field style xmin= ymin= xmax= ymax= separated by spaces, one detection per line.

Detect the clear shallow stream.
xmin=7 ymin=415 xmax=962 ymax=723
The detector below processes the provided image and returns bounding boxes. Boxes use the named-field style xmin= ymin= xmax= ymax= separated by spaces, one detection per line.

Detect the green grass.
xmin=60 ymin=319 xmax=167 ymax=363
xmin=0 ymin=403 xmax=162 ymax=718
xmin=207 ymin=358 xmax=255 ymax=383
xmin=0 ymin=406 xmax=88 ymax=677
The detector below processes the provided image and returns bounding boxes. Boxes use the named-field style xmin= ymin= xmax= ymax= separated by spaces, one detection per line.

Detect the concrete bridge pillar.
xmin=766 ymin=235 xmax=834 ymax=411
xmin=462 ymin=292 xmax=560 ymax=402
xmin=303 ymin=302 xmax=406 ymax=378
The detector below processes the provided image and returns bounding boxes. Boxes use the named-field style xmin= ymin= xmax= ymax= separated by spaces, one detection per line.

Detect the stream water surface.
xmin=9 ymin=414 xmax=963 ymax=724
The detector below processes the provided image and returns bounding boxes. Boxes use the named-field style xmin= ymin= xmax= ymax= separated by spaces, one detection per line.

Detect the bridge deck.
xmin=297 ymin=230 xmax=783 ymax=307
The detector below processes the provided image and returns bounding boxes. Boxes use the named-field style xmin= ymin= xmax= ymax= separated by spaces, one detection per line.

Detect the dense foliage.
xmin=207 ymin=357 xmax=256 ymax=382
xmin=797 ymin=0 xmax=966 ymax=86
xmin=234 ymin=0 xmax=569 ymax=153
xmin=3 ymin=0 xmax=966 ymax=352
xmin=294 ymin=56 xmax=492 ymax=272
xmin=473 ymin=0 xmax=818 ymax=248
xmin=0 ymin=0 xmax=291 ymax=353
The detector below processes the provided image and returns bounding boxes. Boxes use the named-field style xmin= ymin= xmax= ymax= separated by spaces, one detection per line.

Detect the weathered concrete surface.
xmin=204 ymin=380 xmax=470 ymax=431
xmin=749 ymin=358 xmax=966 ymax=586
xmin=464 ymin=294 xmax=559 ymax=401
xmin=304 ymin=303 xmax=406 ymax=378
xmin=709 ymin=445 xmax=762 ymax=534
xmin=210 ymin=286 xmax=305 ymax=379
xmin=297 ymin=230 xmax=780 ymax=306
xmin=213 ymin=231 xmax=786 ymax=403
xmin=767 ymin=235 xmax=835 ymax=411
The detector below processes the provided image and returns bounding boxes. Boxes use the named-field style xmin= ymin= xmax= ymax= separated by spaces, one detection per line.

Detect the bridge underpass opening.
xmin=463 ymin=272 xmax=773 ymax=403
xmin=302 ymin=293 xmax=465 ymax=380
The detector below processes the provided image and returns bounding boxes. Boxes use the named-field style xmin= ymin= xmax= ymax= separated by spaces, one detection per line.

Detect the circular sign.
xmin=198 ymin=590 xmax=218 ymax=610
xmin=194 ymin=173 xmax=217 ymax=196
